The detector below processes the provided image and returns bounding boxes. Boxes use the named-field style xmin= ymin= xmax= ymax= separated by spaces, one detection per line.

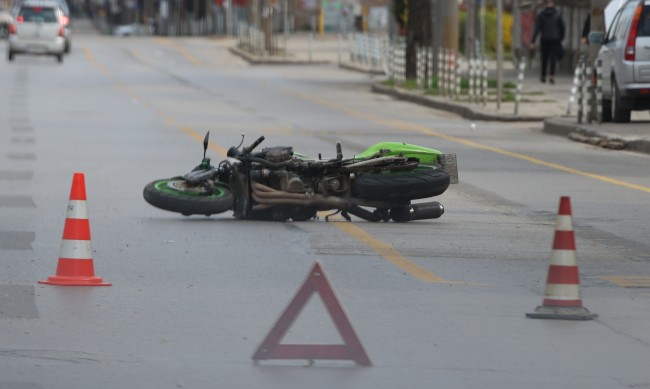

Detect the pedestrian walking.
xmin=530 ymin=0 xmax=565 ymax=84
xmin=581 ymin=14 xmax=590 ymax=45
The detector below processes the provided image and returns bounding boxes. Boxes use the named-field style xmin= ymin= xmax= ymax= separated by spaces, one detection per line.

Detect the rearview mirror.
xmin=589 ymin=31 xmax=605 ymax=45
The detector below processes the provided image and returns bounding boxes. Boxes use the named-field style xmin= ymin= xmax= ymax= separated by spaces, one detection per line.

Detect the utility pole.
xmin=496 ymin=0 xmax=503 ymax=109
xmin=439 ymin=0 xmax=458 ymax=52
xmin=431 ymin=0 xmax=441 ymax=75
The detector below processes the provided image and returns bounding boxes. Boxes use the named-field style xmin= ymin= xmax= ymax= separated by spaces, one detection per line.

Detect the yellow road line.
xmin=601 ymin=276 xmax=650 ymax=288
xmin=154 ymin=38 xmax=204 ymax=67
xmin=83 ymin=47 xmax=112 ymax=77
xmin=291 ymin=91 xmax=650 ymax=194
xmin=332 ymin=222 xmax=447 ymax=283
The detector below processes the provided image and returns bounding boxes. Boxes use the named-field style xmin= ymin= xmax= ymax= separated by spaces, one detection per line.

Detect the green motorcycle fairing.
xmin=354 ymin=142 xmax=442 ymax=165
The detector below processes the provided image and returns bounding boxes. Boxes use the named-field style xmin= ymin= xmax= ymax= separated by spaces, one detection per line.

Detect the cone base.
xmin=526 ymin=305 xmax=597 ymax=320
xmin=38 ymin=275 xmax=111 ymax=287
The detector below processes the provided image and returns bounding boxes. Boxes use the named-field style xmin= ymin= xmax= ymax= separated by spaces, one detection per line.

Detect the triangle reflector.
xmin=252 ymin=261 xmax=371 ymax=366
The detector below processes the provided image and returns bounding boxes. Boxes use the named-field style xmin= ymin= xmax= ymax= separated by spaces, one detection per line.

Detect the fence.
xmin=569 ymin=55 xmax=602 ymax=124
xmin=236 ymin=23 xmax=282 ymax=57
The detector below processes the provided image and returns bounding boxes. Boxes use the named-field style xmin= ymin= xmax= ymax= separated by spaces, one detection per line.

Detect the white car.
xmin=7 ymin=0 xmax=66 ymax=63
xmin=591 ymin=0 xmax=650 ymax=122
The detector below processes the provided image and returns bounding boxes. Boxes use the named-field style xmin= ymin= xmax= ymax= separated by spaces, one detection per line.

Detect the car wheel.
xmin=56 ymin=54 xmax=63 ymax=63
xmin=8 ymin=51 xmax=14 ymax=61
xmin=601 ymin=98 xmax=612 ymax=122
xmin=611 ymin=79 xmax=631 ymax=123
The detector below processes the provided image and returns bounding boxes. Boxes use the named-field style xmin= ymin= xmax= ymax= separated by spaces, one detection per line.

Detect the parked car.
xmin=0 ymin=6 xmax=12 ymax=38
xmin=591 ymin=0 xmax=650 ymax=122
xmin=7 ymin=0 xmax=66 ymax=63
xmin=54 ymin=0 xmax=71 ymax=53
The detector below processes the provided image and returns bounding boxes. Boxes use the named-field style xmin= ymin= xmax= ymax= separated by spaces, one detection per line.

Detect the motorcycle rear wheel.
xmin=352 ymin=169 xmax=450 ymax=201
xmin=143 ymin=177 xmax=234 ymax=216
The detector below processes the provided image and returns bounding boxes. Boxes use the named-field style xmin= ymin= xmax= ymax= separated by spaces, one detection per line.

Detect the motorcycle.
xmin=143 ymin=133 xmax=458 ymax=222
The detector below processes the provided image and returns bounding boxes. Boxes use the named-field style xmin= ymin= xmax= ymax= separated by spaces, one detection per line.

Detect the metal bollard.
xmin=514 ymin=58 xmax=526 ymax=115
xmin=456 ymin=55 xmax=462 ymax=100
xmin=438 ymin=49 xmax=445 ymax=96
xmin=482 ymin=57 xmax=489 ymax=106
xmin=567 ymin=54 xmax=584 ymax=116
xmin=584 ymin=60 xmax=592 ymax=123
xmin=596 ymin=59 xmax=603 ymax=124
xmin=577 ymin=58 xmax=585 ymax=124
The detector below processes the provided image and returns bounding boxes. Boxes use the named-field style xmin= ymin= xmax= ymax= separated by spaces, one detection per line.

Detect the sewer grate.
xmin=0 ymin=196 xmax=36 ymax=208
xmin=601 ymin=276 xmax=650 ymax=288
xmin=6 ymin=153 xmax=36 ymax=161
xmin=0 ymin=171 xmax=33 ymax=181
xmin=10 ymin=137 xmax=36 ymax=144
xmin=0 ymin=383 xmax=42 ymax=389
xmin=11 ymin=125 xmax=33 ymax=132
xmin=0 ymin=231 xmax=35 ymax=250
xmin=0 ymin=285 xmax=39 ymax=319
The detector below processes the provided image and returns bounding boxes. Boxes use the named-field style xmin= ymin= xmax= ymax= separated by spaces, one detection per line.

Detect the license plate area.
xmin=439 ymin=153 xmax=459 ymax=184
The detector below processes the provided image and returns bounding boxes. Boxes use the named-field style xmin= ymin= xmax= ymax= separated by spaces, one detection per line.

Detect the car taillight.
xmin=58 ymin=25 xmax=65 ymax=37
xmin=16 ymin=15 xmax=24 ymax=22
xmin=625 ymin=3 xmax=644 ymax=61
xmin=61 ymin=15 xmax=69 ymax=25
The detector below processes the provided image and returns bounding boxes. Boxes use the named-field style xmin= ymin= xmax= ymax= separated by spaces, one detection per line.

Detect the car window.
xmin=607 ymin=8 xmax=624 ymax=42
xmin=615 ymin=5 xmax=635 ymax=42
xmin=638 ymin=7 xmax=650 ymax=37
xmin=18 ymin=6 xmax=58 ymax=22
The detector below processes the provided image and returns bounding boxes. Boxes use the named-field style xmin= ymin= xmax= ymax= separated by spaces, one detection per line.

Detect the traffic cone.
xmin=39 ymin=173 xmax=111 ymax=286
xmin=526 ymin=196 xmax=596 ymax=320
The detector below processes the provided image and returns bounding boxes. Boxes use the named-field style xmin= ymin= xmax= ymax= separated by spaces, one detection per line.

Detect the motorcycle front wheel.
xmin=143 ymin=177 xmax=234 ymax=216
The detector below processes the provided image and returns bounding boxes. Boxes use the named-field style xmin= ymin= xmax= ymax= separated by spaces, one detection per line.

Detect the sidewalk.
xmin=230 ymin=32 xmax=650 ymax=155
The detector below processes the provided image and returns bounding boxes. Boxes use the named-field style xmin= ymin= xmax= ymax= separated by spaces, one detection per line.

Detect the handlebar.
xmin=244 ymin=136 xmax=265 ymax=154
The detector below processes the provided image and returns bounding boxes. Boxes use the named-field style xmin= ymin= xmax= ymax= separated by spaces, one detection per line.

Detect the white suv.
xmin=7 ymin=0 xmax=66 ymax=63
xmin=592 ymin=0 xmax=650 ymax=122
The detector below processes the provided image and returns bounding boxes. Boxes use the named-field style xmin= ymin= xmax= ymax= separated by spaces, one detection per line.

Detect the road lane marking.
xmin=83 ymin=48 xmax=112 ymax=77
xmin=290 ymin=91 xmax=650 ymax=195
xmin=154 ymin=38 xmax=204 ymax=67
xmin=601 ymin=276 xmax=650 ymax=288
xmin=331 ymin=221 xmax=447 ymax=283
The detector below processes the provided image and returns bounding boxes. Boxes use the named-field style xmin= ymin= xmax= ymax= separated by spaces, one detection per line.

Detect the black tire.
xmin=601 ymin=97 xmax=612 ymax=123
xmin=56 ymin=54 xmax=63 ymax=63
xmin=8 ymin=51 xmax=14 ymax=61
xmin=143 ymin=177 xmax=233 ymax=216
xmin=352 ymin=169 xmax=450 ymax=201
xmin=612 ymin=79 xmax=631 ymax=123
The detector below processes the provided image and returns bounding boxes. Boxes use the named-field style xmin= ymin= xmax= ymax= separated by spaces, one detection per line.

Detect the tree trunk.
xmin=406 ymin=0 xmax=431 ymax=79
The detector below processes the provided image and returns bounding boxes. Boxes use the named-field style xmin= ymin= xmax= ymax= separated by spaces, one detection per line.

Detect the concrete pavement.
xmin=230 ymin=32 xmax=650 ymax=155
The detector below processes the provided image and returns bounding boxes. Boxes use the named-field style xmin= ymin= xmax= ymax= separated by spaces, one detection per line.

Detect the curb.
xmin=371 ymin=84 xmax=547 ymax=122
xmin=229 ymin=46 xmax=329 ymax=65
xmin=543 ymin=117 xmax=650 ymax=155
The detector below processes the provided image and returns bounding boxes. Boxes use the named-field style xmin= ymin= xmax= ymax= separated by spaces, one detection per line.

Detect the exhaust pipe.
xmin=390 ymin=202 xmax=444 ymax=222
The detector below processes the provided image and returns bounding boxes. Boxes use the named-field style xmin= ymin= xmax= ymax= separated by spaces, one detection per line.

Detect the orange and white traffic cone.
xmin=39 ymin=173 xmax=111 ymax=286
xmin=526 ymin=196 xmax=596 ymax=320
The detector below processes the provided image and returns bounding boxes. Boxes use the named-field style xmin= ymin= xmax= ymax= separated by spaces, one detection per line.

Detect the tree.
xmin=405 ymin=0 xmax=431 ymax=78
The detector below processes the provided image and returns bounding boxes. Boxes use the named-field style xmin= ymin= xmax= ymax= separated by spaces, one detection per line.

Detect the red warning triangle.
xmin=252 ymin=261 xmax=371 ymax=366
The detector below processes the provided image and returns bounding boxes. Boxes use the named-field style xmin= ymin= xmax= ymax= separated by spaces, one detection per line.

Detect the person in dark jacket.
xmin=581 ymin=14 xmax=590 ymax=45
xmin=530 ymin=0 xmax=566 ymax=84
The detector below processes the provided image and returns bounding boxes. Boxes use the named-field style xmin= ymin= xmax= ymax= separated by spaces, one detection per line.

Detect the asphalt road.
xmin=1 ymin=24 xmax=649 ymax=389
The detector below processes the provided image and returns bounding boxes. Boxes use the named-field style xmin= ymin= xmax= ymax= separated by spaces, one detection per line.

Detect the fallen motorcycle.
xmin=143 ymin=133 xmax=458 ymax=222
